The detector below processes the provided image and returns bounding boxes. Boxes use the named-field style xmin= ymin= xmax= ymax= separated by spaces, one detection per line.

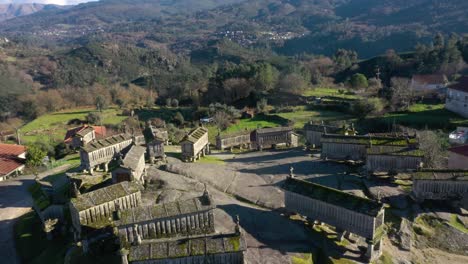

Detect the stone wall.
xmin=366 ymin=155 xmax=422 ymax=172
xmin=118 ymin=210 xmax=215 ymax=243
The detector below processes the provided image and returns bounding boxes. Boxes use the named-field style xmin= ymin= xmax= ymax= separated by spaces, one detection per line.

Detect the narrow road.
xmin=0 ymin=165 xmax=72 ymax=262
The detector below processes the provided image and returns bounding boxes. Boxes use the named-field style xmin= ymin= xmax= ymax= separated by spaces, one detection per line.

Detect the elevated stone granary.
xmin=321 ymin=134 xmax=419 ymax=166
xmin=252 ymin=126 xmax=298 ymax=150
xmin=80 ymin=133 xmax=133 ymax=174
xmin=412 ymin=170 xmax=468 ymax=205
xmin=366 ymin=145 xmax=424 ymax=173
xmin=180 ymin=127 xmax=209 ymax=162
xmin=216 ymin=130 xmax=251 ymax=151
xmin=115 ymin=192 xmax=215 ymax=243
xmin=112 ymin=145 xmax=146 ymax=183
xmin=70 ymin=181 xmax=141 ymax=237
xmin=147 ymin=139 xmax=165 ymax=163
xmin=282 ymin=177 xmax=385 ymax=261
xmin=303 ymin=122 xmax=342 ymax=147
xmin=121 ymin=232 xmax=246 ymax=264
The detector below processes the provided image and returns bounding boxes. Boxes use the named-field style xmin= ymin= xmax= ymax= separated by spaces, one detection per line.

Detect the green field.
xmin=20 ymin=107 xmax=128 ymax=144
xmin=275 ymin=107 xmax=352 ymax=129
xmin=225 ymin=114 xmax=287 ymax=134
xmin=371 ymin=103 xmax=468 ymax=130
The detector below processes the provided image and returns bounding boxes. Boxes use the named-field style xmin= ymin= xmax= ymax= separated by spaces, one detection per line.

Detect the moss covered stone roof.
xmin=413 ymin=170 xmax=468 ymax=181
xmin=82 ymin=133 xmax=133 ymax=153
xmin=128 ymin=232 xmax=246 ymax=261
xmin=217 ymin=130 xmax=252 ymax=140
xmin=115 ymin=194 xmax=214 ymax=226
xmin=256 ymin=126 xmax=294 ymax=134
xmin=71 ymin=181 xmax=140 ymax=212
xmin=303 ymin=123 xmax=342 ymax=134
xmin=121 ymin=145 xmax=146 ymax=171
xmin=366 ymin=145 xmax=424 ymax=157
xmin=180 ymin=127 xmax=208 ymax=144
xmin=282 ymin=177 xmax=384 ymax=217
xmin=321 ymin=134 xmax=418 ymax=146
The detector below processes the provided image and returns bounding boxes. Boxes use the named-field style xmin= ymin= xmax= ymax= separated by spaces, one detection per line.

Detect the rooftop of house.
xmin=0 ymin=156 xmax=24 ymax=176
xmin=448 ymin=144 xmax=468 ymax=157
xmin=0 ymin=143 xmax=26 ymax=157
xmin=71 ymin=181 xmax=140 ymax=212
xmin=256 ymin=126 xmax=294 ymax=134
xmin=127 ymin=232 xmax=246 ymax=261
xmin=412 ymin=74 xmax=447 ymax=84
xmin=282 ymin=177 xmax=384 ymax=217
xmin=115 ymin=193 xmax=214 ymax=226
xmin=64 ymin=125 xmax=106 ymax=143
xmin=366 ymin=145 xmax=424 ymax=157
xmin=413 ymin=170 xmax=468 ymax=181
xmin=120 ymin=145 xmax=146 ymax=171
xmin=448 ymin=76 xmax=468 ymax=93
xmin=180 ymin=127 xmax=208 ymax=144
xmin=81 ymin=133 xmax=133 ymax=153
xmin=321 ymin=134 xmax=418 ymax=146
xmin=303 ymin=123 xmax=342 ymax=133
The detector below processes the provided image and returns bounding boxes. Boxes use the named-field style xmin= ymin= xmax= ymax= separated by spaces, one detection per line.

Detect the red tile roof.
xmin=448 ymin=144 xmax=468 ymax=157
xmin=448 ymin=76 xmax=468 ymax=93
xmin=0 ymin=143 xmax=26 ymax=156
xmin=0 ymin=157 xmax=24 ymax=176
xmin=412 ymin=74 xmax=447 ymax=84
xmin=64 ymin=125 xmax=106 ymax=143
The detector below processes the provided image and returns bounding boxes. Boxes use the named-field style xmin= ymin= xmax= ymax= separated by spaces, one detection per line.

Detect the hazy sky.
xmin=0 ymin=0 xmax=98 ymax=5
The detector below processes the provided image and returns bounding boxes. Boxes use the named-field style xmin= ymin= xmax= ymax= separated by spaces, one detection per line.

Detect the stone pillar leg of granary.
xmin=339 ymin=230 xmax=348 ymax=242
xmin=119 ymin=249 xmax=129 ymax=264
xmin=82 ymin=239 xmax=89 ymax=254
xmin=89 ymin=166 xmax=94 ymax=175
xmin=104 ymin=163 xmax=109 ymax=172
xmin=365 ymin=238 xmax=382 ymax=261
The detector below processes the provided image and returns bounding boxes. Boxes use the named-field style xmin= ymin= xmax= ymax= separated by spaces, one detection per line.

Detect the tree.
xmin=349 ymin=73 xmax=368 ymax=89
xmin=333 ymin=49 xmax=358 ymax=70
xmin=389 ymin=77 xmax=413 ymax=111
xmin=254 ymin=63 xmax=278 ymax=92
xmin=213 ymin=111 xmax=232 ymax=131
xmin=95 ymin=95 xmax=108 ymax=112
xmin=26 ymin=144 xmax=46 ymax=179
xmin=277 ymin=73 xmax=308 ymax=94
xmin=173 ymin=112 xmax=184 ymax=126
xmin=351 ymin=98 xmax=384 ymax=119
xmin=86 ymin=112 xmax=102 ymax=125
xmin=256 ymin=98 xmax=269 ymax=114
xmin=418 ymin=130 xmax=445 ymax=168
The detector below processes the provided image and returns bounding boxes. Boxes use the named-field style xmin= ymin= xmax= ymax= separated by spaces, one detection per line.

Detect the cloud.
xmin=0 ymin=0 xmax=98 ymax=5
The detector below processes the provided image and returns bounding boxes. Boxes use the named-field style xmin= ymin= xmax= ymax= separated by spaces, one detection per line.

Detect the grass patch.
xmin=15 ymin=211 xmax=68 ymax=264
xmin=198 ymin=156 xmax=225 ymax=165
xmin=369 ymin=103 xmax=468 ymax=130
xmin=20 ymin=107 xmax=127 ymax=144
xmin=275 ymin=106 xmax=350 ymax=129
xmin=291 ymin=253 xmax=313 ymax=264
xmin=225 ymin=114 xmax=287 ymax=134
xmin=448 ymin=214 xmax=468 ymax=233
xmin=329 ymin=257 xmax=356 ymax=264
xmin=379 ymin=251 xmax=393 ymax=264
xmin=303 ymin=87 xmax=360 ymax=99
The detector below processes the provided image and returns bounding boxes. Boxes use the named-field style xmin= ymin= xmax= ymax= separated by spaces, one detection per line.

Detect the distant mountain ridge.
xmin=0 ymin=3 xmax=47 ymax=21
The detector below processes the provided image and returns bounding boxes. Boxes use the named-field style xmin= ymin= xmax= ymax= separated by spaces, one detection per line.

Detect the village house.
xmin=180 ymin=127 xmax=209 ymax=162
xmin=65 ymin=125 xmax=107 ymax=149
xmin=216 ymin=130 xmax=252 ymax=151
xmin=410 ymin=74 xmax=447 ymax=93
xmin=448 ymin=145 xmax=468 ymax=169
xmin=449 ymin=127 xmax=468 ymax=145
xmin=80 ymin=133 xmax=133 ymax=174
xmin=120 ymin=231 xmax=246 ymax=264
xmin=112 ymin=145 xmax=147 ymax=184
xmin=252 ymin=127 xmax=298 ymax=150
xmin=115 ymin=191 xmax=215 ymax=243
xmin=0 ymin=143 xmax=26 ymax=181
xmin=282 ymin=176 xmax=385 ymax=261
xmin=69 ymin=181 xmax=141 ymax=238
xmin=446 ymin=76 xmax=468 ymax=118
xmin=412 ymin=170 xmax=468 ymax=206
xmin=303 ymin=122 xmax=344 ymax=148
xmin=321 ymin=134 xmax=419 ymax=164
